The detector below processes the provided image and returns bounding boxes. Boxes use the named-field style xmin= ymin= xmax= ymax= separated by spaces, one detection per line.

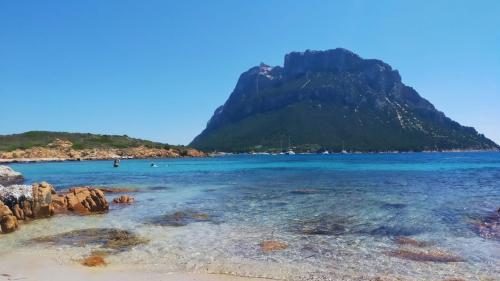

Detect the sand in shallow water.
xmin=0 ymin=252 xmax=267 ymax=281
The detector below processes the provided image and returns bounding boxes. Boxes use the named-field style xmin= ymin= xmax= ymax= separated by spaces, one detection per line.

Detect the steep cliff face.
xmin=191 ymin=48 xmax=499 ymax=152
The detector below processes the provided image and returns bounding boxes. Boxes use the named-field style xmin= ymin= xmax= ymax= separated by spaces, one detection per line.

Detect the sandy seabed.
xmin=0 ymin=252 xmax=266 ymax=281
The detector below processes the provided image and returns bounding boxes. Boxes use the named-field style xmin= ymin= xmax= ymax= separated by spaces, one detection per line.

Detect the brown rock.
xmin=394 ymin=236 xmax=430 ymax=247
xmin=112 ymin=195 xmax=134 ymax=204
xmin=260 ymin=240 xmax=288 ymax=252
xmin=66 ymin=187 xmax=108 ymax=215
xmin=51 ymin=194 xmax=68 ymax=214
xmin=22 ymin=200 xmax=33 ymax=218
xmin=0 ymin=202 xmax=12 ymax=217
xmin=0 ymin=215 xmax=18 ymax=233
xmin=31 ymin=182 xmax=54 ymax=218
xmin=0 ymin=202 xmax=18 ymax=233
xmin=81 ymin=255 xmax=107 ymax=267
xmin=12 ymin=204 xmax=24 ymax=220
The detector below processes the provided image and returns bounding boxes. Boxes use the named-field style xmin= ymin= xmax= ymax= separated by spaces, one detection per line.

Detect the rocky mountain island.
xmin=191 ymin=48 xmax=499 ymax=152
xmin=0 ymin=131 xmax=204 ymax=162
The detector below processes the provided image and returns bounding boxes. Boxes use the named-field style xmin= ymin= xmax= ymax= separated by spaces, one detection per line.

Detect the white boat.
xmin=286 ymin=149 xmax=295 ymax=155
xmin=321 ymin=150 xmax=329 ymax=155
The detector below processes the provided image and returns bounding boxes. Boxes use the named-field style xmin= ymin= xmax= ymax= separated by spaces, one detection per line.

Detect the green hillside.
xmin=0 ymin=131 xmax=179 ymax=151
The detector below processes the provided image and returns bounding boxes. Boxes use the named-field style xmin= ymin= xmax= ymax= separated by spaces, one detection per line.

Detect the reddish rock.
xmin=112 ymin=195 xmax=134 ymax=204
xmin=66 ymin=187 xmax=108 ymax=215
xmin=81 ymin=255 xmax=107 ymax=267
xmin=260 ymin=240 xmax=288 ymax=252
xmin=51 ymin=194 xmax=68 ymax=214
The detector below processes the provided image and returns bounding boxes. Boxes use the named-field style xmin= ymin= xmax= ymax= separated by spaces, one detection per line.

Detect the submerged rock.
xmin=369 ymin=225 xmax=424 ymax=237
xmin=81 ymin=255 xmax=107 ymax=267
xmin=33 ymin=228 xmax=148 ymax=252
xmin=473 ymin=209 xmax=500 ymax=240
xmin=98 ymin=187 xmax=139 ymax=194
xmin=148 ymin=210 xmax=212 ymax=227
xmin=393 ymin=236 xmax=430 ymax=247
xmin=112 ymin=195 xmax=134 ymax=204
xmin=0 ymin=166 xmax=24 ymax=186
xmin=260 ymin=240 xmax=288 ymax=252
xmin=293 ymin=215 xmax=350 ymax=236
xmin=386 ymin=249 xmax=464 ymax=263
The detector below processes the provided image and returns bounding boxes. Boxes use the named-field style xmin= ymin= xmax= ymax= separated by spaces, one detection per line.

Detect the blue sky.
xmin=1 ymin=0 xmax=499 ymax=145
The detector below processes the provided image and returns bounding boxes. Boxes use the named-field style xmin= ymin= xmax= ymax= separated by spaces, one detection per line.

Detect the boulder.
xmin=50 ymin=194 xmax=68 ymax=214
xmin=66 ymin=187 xmax=109 ymax=215
xmin=31 ymin=182 xmax=54 ymax=218
xmin=0 ymin=166 xmax=24 ymax=186
xmin=112 ymin=195 xmax=134 ymax=204
xmin=0 ymin=201 xmax=18 ymax=233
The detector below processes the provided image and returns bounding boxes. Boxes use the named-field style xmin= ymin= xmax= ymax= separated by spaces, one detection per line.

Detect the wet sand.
xmin=0 ymin=252 xmax=268 ymax=281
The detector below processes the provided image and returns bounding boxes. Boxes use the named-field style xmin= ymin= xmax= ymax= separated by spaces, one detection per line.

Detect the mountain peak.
xmin=191 ymin=48 xmax=499 ymax=152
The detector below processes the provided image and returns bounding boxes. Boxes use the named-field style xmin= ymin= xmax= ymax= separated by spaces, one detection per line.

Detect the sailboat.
xmin=341 ymin=141 xmax=348 ymax=154
xmin=286 ymin=136 xmax=295 ymax=155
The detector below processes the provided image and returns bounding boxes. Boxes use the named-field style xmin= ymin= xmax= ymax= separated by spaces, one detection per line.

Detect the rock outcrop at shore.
xmin=65 ymin=187 xmax=109 ymax=215
xmin=0 ymin=138 xmax=206 ymax=163
xmin=0 ymin=182 xmax=109 ymax=234
xmin=0 ymin=165 xmax=24 ymax=185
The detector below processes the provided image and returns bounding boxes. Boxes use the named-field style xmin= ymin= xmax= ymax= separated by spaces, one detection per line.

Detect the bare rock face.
xmin=31 ymin=182 xmax=54 ymax=218
xmin=66 ymin=187 xmax=109 ymax=215
xmin=0 ymin=201 xmax=18 ymax=233
xmin=0 ymin=166 xmax=24 ymax=186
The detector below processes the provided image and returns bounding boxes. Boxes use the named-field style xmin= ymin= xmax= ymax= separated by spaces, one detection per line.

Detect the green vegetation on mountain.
xmin=191 ymin=48 xmax=499 ymax=152
xmin=0 ymin=131 xmax=179 ymax=151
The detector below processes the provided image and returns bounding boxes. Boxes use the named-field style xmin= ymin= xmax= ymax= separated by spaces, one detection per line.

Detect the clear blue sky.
xmin=1 ymin=1 xmax=499 ymax=145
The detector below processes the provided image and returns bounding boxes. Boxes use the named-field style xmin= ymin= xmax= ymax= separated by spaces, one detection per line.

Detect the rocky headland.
xmin=0 ymin=138 xmax=205 ymax=163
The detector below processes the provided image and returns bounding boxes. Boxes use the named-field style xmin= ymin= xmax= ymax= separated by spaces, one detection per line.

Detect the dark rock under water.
xmin=31 ymin=228 xmax=148 ymax=252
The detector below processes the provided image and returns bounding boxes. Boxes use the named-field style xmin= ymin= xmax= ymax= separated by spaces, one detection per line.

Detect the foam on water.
xmin=2 ymin=153 xmax=500 ymax=280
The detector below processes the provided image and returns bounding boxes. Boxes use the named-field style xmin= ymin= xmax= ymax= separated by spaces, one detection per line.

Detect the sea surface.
xmin=2 ymin=153 xmax=500 ymax=280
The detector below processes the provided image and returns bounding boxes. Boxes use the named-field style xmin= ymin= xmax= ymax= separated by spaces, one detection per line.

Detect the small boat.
xmin=113 ymin=159 xmax=120 ymax=167
xmin=322 ymin=150 xmax=329 ymax=155
xmin=286 ymin=149 xmax=295 ymax=155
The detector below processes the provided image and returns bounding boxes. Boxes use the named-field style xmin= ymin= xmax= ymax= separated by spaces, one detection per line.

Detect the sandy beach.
xmin=0 ymin=252 xmax=268 ymax=281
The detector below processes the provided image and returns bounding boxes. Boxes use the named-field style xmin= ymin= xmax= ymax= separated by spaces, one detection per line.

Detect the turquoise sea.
xmin=2 ymin=153 xmax=500 ymax=280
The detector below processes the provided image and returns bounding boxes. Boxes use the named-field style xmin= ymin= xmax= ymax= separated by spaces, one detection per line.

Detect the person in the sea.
xmin=150 ymin=163 xmax=158 ymax=167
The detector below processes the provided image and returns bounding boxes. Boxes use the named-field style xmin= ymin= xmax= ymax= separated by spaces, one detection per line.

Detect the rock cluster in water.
xmin=0 ymin=182 xmax=109 ymax=234
xmin=0 ymin=165 xmax=24 ymax=185
xmin=473 ymin=209 xmax=500 ymax=240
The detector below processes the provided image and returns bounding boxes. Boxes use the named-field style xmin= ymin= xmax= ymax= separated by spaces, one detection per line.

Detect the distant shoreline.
xmin=1 ymin=149 xmax=498 ymax=164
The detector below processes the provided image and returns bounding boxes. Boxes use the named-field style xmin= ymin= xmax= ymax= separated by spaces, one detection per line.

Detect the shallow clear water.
xmin=2 ymin=153 xmax=500 ymax=280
